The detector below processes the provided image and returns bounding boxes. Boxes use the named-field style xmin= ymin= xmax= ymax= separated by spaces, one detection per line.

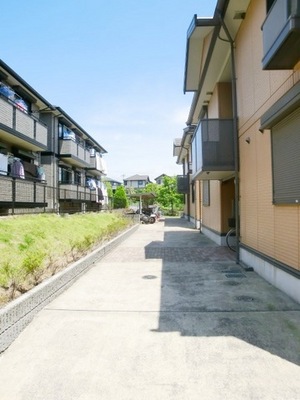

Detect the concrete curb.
xmin=0 ymin=223 xmax=140 ymax=353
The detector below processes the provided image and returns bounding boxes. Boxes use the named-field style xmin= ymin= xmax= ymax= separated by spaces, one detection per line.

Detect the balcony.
xmin=191 ymin=119 xmax=234 ymax=180
xmin=88 ymin=153 xmax=107 ymax=175
xmin=59 ymin=183 xmax=97 ymax=202
xmin=262 ymin=0 xmax=300 ymax=70
xmin=0 ymin=175 xmax=47 ymax=211
xmin=59 ymin=139 xmax=91 ymax=168
xmin=0 ymin=96 xmax=48 ymax=151
xmin=177 ymin=175 xmax=189 ymax=194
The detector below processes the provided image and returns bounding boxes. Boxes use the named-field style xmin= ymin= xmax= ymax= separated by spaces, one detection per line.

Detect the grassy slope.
xmin=0 ymin=212 xmax=135 ymax=305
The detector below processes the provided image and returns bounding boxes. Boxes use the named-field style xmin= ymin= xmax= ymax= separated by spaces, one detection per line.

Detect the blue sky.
xmin=1 ymin=1 xmax=216 ymax=182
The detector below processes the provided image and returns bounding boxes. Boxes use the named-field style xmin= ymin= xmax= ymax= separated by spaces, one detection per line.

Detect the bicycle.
xmin=225 ymin=227 xmax=236 ymax=252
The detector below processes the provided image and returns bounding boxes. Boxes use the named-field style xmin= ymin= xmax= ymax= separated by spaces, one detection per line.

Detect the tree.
xmin=143 ymin=182 xmax=159 ymax=206
xmin=157 ymin=176 xmax=184 ymax=215
xmin=113 ymin=186 xmax=128 ymax=209
xmin=104 ymin=181 xmax=113 ymax=198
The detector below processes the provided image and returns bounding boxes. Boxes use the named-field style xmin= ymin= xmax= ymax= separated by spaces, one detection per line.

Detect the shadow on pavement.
xmin=145 ymin=218 xmax=300 ymax=366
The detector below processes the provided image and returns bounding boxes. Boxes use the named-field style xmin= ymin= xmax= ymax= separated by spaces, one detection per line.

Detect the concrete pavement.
xmin=0 ymin=217 xmax=300 ymax=399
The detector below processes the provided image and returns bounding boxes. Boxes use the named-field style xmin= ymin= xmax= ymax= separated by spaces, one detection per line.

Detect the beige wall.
xmin=187 ymin=180 xmax=201 ymax=224
xmin=201 ymin=82 xmax=234 ymax=235
xmin=236 ymin=0 xmax=300 ymax=271
xmin=202 ymin=180 xmax=221 ymax=232
xmin=221 ymin=179 xmax=235 ymax=232
xmin=208 ymin=83 xmax=232 ymax=119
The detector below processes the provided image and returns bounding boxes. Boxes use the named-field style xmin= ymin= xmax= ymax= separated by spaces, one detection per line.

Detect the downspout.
xmin=217 ymin=13 xmax=240 ymax=263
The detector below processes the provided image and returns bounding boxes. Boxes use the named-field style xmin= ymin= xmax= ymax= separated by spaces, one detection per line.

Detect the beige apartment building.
xmin=174 ymin=0 xmax=300 ymax=303
xmin=0 ymin=60 xmax=107 ymax=215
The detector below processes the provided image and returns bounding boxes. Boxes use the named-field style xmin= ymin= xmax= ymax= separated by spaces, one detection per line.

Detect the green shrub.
xmin=0 ymin=211 xmax=135 ymax=303
xmin=22 ymin=250 xmax=45 ymax=276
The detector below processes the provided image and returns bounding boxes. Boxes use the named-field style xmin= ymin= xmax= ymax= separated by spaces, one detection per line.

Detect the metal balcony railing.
xmin=191 ymin=118 xmax=234 ymax=180
xmin=177 ymin=175 xmax=189 ymax=194
xmin=59 ymin=182 xmax=97 ymax=202
xmin=262 ymin=0 xmax=300 ymax=69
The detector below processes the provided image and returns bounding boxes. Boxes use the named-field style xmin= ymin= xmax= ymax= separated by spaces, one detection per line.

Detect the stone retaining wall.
xmin=0 ymin=224 xmax=139 ymax=353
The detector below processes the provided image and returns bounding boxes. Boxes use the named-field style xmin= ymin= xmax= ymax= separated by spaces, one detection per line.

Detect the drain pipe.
xmin=218 ymin=13 xmax=240 ymax=264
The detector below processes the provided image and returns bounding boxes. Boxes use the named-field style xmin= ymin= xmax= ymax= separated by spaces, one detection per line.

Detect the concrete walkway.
xmin=0 ymin=218 xmax=300 ymax=399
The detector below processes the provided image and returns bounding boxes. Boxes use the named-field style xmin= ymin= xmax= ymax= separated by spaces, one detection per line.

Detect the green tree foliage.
xmin=156 ymin=176 xmax=184 ymax=215
xmin=144 ymin=182 xmax=159 ymax=195
xmin=143 ymin=183 xmax=159 ymax=206
xmin=113 ymin=185 xmax=128 ymax=209
xmin=104 ymin=181 xmax=113 ymax=199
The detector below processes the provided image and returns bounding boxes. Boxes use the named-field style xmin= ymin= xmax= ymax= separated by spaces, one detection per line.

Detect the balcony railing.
xmin=0 ymin=96 xmax=48 ymax=148
xmin=59 ymin=183 xmax=97 ymax=202
xmin=191 ymin=119 xmax=234 ymax=180
xmin=177 ymin=175 xmax=189 ymax=194
xmin=59 ymin=139 xmax=91 ymax=167
xmin=262 ymin=0 xmax=300 ymax=69
xmin=0 ymin=175 xmax=47 ymax=212
xmin=89 ymin=154 xmax=106 ymax=173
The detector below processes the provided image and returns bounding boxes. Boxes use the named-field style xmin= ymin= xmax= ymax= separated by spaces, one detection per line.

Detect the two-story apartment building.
xmin=175 ymin=0 xmax=300 ymax=303
xmin=0 ymin=60 xmax=107 ymax=215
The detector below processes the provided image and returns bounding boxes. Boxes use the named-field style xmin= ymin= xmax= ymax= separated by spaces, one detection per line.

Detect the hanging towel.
xmin=11 ymin=159 xmax=25 ymax=179
xmin=0 ymin=153 xmax=8 ymax=175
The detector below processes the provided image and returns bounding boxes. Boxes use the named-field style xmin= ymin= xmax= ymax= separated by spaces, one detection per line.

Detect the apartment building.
xmin=0 ymin=60 xmax=107 ymax=215
xmin=174 ymin=0 xmax=300 ymax=303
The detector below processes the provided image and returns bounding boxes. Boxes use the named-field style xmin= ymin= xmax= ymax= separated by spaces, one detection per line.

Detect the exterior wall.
xmin=235 ymin=0 xmax=300 ymax=273
xmin=0 ymin=64 xmax=107 ymax=215
xmin=221 ymin=179 xmax=235 ymax=232
xmin=202 ymin=180 xmax=221 ymax=232
xmin=209 ymin=83 xmax=233 ymax=119
xmin=125 ymin=180 xmax=147 ymax=189
xmin=199 ymin=82 xmax=234 ymax=239
xmin=193 ymin=180 xmax=201 ymax=229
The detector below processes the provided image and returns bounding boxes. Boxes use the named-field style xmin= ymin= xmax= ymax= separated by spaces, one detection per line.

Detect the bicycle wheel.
xmin=226 ymin=228 xmax=236 ymax=252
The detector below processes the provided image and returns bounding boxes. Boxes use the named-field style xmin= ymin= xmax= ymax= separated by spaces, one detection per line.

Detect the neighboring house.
xmin=154 ymin=174 xmax=167 ymax=185
xmin=174 ymin=0 xmax=300 ymax=303
xmin=103 ymin=177 xmax=122 ymax=190
xmin=123 ymin=174 xmax=151 ymax=189
xmin=0 ymin=59 xmax=107 ymax=215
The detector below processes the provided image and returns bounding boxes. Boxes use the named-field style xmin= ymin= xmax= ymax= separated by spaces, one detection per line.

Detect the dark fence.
xmin=0 ymin=176 xmax=105 ymax=216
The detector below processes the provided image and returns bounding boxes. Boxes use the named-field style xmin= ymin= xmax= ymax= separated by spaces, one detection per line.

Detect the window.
xmin=58 ymin=123 xmax=76 ymax=141
xmin=271 ymin=108 xmax=300 ymax=204
xmin=59 ymin=167 xmax=72 ymax=184
xmin=203 ymin=180 xmax=210 ymax=206
xmin=261 ymin=80 xmax=300 ymax=204
xmin=74 ymin=171 xmax=81 ymax=185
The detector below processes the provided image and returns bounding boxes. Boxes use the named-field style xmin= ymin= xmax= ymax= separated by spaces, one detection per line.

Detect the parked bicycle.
xmin=225 ymin=227 xmax=236 ymax=252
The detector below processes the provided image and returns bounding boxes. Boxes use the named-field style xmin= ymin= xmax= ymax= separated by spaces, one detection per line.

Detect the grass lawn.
xmin=0 ymin=211 xmax=136 ymax=306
